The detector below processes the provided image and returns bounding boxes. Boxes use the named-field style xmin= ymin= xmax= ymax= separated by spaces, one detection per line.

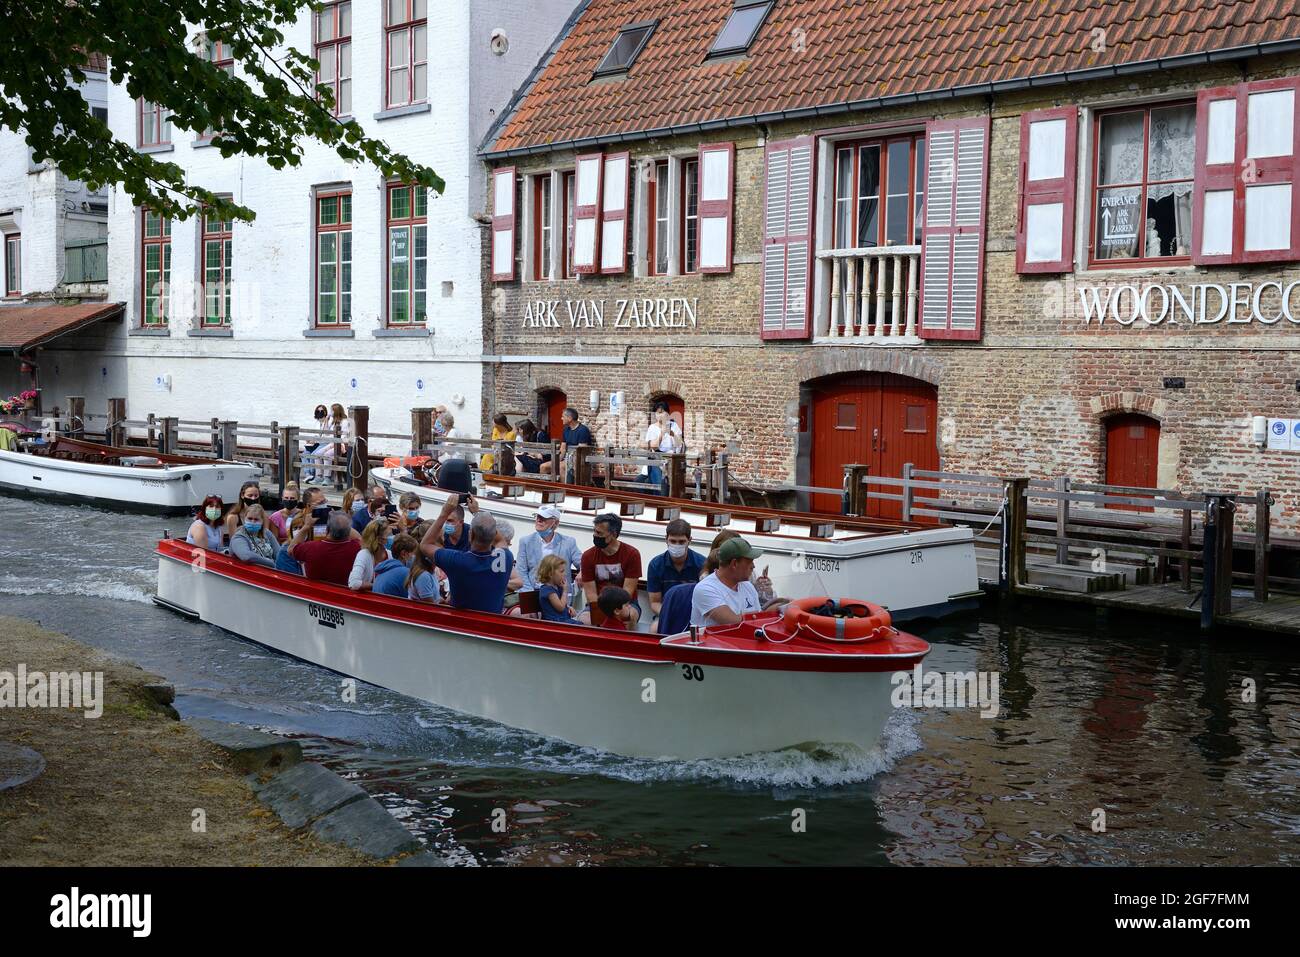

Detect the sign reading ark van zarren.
xmin=521 ymin=298 xmax=699 ymax=330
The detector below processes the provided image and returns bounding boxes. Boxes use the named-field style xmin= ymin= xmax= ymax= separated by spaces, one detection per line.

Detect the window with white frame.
xmin=385 ymin=0 xmax=427 ymax=109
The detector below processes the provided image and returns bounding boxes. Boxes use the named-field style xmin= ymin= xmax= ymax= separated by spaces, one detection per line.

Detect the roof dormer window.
xmin=707 ymin=0 xmax=773 ymax=58
xmin=594 ymin=21 xmax=656 ymax=77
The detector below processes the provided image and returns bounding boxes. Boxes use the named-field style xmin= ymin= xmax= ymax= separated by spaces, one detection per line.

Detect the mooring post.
xmin=1216 ymin=495 xmax=1236 ymax=618
xmin=573 ymin=445 xmax=591 ymax=487
xmin=278 ymin=425 xmax=299 ymax=491
xmin=66 ymin=395 xmax=85 ymax=438
xmin=349 ymin=405 xmax=369 ymax=495
xmin=902 ymin=462 xmax=915 ymax=523
xmin=107 ymin=397 xmax=127 ymax=448
xmin=1254 ymin=488 xmax=1271 ymax=603
xmin=1055 ymin=475 xmax=1071 ymax=565
xmin=209 ymin=416 xmax=220 ymax=456
xmin=410 ymin=407 xmax=433 ymax=455
xmin=217 ymin=420 xmax=238 ymax=461
xmin=268 ymin=420 xmax=280 ymax=483
xmin=1002 ymin=477 xmax=1030 ymax=593
xmin=158 ymin=416 xmax=178 ymax=455
xmin=667 ymin=451 xmax=686 ymax=499
xmin=716 ymin=452 xmax=730 ymax=505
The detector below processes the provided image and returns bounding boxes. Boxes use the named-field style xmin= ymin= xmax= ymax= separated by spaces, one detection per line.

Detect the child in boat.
xmin=597 ymin=586 xmax=638 ymax=631
xmin=537 ymin=554 xmax=578 ymax=624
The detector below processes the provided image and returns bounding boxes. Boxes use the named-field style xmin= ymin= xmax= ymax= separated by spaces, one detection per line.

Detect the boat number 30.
xmin=681 ymin=664 xmax=704 ymax=681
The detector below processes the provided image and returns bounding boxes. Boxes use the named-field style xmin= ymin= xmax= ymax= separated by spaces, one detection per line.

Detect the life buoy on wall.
xmin=782 ymin=596 xmax=894 ymax=643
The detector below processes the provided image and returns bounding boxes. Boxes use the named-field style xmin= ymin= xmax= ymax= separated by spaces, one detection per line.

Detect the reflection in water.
xmin=0 ymin=493 xmax=1296 ymax=865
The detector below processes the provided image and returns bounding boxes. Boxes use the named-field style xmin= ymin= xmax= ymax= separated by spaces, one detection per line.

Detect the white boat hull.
xmin=0 ymin=448 xmax=260 ymax=513
xmin=374 ymin=467 xmax=980 ymax=620
xmin=156 ymin=550 xmax=904 ymax=760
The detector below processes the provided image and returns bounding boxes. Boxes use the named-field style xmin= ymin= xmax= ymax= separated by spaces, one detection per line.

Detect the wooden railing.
xmin=817 ymin=245 xmax=921 ymax=340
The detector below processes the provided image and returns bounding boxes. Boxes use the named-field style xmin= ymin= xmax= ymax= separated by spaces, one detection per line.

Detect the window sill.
xmin=187 ymin=327 xmax=233 ymax=337
xmin=128 ymin=326 xmax=171 ymax=337
xmin=373 ymin=326 xmax=431 ymax=338
xmin=374 ymin=103 xmax=430 ymax=121
xmin=1075 ymin=262 xmax=1197 ymax=279
xmin=137 ymin=143 xmax=174 ymax=155
xmin=813 ymin=334 xmax=923 ymax=347
xmin=304 ymin=327 xmax=355 ymax=338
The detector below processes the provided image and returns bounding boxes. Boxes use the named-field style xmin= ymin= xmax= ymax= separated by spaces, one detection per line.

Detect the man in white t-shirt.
xmin=644 ymin=403 xmax=683 ymax=495
xmin=690 ymin=537 xmax=763 ymax=628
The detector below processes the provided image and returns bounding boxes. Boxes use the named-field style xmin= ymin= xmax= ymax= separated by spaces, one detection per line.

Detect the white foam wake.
xmin=0 ymin=572 xmax=154 ymax=605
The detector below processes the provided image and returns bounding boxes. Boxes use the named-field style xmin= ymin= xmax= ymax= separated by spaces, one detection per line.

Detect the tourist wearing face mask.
xmin=517 ymin=504 xmax=581 ymax=594
xmin=646 ymin=519 xmax=704 ymax=620
xmin=229 ymin=504 xmax=282 ymax=569
xmin=268 ymin=482 xmax=302 ymax=543
xmin=437 ymin=501 xmax=472 ymax=552
xmin=374 ymin=535 xmax=419 ymax=598
xmin=186 ymin=495 xmax=227 ymax=552
xmin=579 ymin=514 xmax=643 ymax=622
xmin=224 ymin=481 xmax=263 ymax=540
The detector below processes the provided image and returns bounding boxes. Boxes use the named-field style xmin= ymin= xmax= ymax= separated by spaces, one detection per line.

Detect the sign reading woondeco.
xmin=1078 ymin=281 xmax=1300 ymax=326
xmin=521 ymin=297 xmax=699 ymax=329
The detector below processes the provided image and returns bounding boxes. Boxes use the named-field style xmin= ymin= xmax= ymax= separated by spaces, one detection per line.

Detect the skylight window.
xmin=595 ymin=21 xmax=657 ymax=76
xmin=708 ymin=0 xmax=773 ymax=58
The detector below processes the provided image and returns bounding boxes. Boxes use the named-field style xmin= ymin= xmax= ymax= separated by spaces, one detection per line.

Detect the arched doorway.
xmin=1105 ymin=413 xmax=1159 ymax=511
xmin=538 ymin=389 xmax=567 ymax=440
xmin=649 ymin=393 xmax=685 ymax=442
xmin=808 ymin=372 xmax=938 ymax=518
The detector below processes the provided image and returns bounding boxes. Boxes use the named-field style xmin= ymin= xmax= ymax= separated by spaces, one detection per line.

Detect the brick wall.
xmin=485 ymin=53 xmax=1300 ymax=533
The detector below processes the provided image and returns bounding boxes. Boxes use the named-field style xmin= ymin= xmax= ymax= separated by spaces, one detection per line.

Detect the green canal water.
xmin=1 ymin=494 xmax=1296 ymax=865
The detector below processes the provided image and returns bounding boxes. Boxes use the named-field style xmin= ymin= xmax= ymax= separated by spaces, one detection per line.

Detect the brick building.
xmin=480 ymin=0 xmax=1300 ymax=531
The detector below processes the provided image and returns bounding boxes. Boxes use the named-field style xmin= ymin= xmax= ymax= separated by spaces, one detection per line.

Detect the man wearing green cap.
xmin=690 ymin=537 xmax=764 ymax=628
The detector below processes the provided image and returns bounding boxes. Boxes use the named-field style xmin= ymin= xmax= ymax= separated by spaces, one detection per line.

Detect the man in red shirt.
xmin=290 ymin=511 xmax=363 ymax=586
xmin=580 ymin=513 xmax=642 ymax=625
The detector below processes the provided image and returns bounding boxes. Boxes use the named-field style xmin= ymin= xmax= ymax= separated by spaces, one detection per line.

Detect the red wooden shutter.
xmin=698 ymin=142 xmax=735 ymax=273
xmin=573 ymin=151 xmax=603 ymax=274
xmin=599 ymin=151 xmax=630 ymax=274
xmin=760 ymin=136 xmax=813 ymax=340
xmin=920 ymin=117 xmax=989 ymax=340
xmin=1016 ymin=107 xmax=1077 ymax=273
xmin=1193 ymin=76 xmax=1300 ymax=265
xmin=490 ymin=166 xmax=516 ymax=281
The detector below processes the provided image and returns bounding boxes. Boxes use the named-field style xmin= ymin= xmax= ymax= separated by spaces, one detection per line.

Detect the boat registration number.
xmin=308 ymin=603 xmax=346 ymax=629
xmin=140 ymin=479 xmax=165 ymax=488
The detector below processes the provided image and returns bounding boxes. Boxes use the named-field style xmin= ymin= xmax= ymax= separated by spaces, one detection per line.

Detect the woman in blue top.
xmin=228 ymin=504 xmax=282 ymax=570
xmin=536 ymin=554 xmax=579 ymax=624
xmin=185 ymin=495 xmax=226 ymax=552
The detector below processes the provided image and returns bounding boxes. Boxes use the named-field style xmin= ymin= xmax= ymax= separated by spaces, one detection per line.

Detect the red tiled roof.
xmin=0 ymin=302 xmax=123 ymax=353
xmin=487 ymin=0 xmax=1300 ymax=155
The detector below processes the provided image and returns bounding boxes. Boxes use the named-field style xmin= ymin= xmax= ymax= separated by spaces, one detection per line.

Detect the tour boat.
xmin=153 ymin=540 xmax=930 ymax=759
xmin=0 ymin=435 xmax=261 ymax=513
xmin=372 ymin=467 xmax=982 ymax=621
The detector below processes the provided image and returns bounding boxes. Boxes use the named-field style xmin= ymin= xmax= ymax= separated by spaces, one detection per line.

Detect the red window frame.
xmin=137 ymin=99 xmax=170 ymax=148
xmin=200 ymin=38 xmax=234 ymax=141
xmin=831 ymin=133 xmax=925 ymax=249
xmin=680 ymin=157 xmax=699 ymax=273
xmin=314 ymin=1 xmax=352 ymax=117
xmin=647 ymin=160 xmax=669 ymax=275
xmin=315 ymin=190 xmax=352 ymax=326
xmin=386 ymin=183 xmax=427 ymax=325
xmin=1088 ymin=101 xmax=1195 ymax=269
xmin=3 ymin=233 xmax=19 ymax=296
xmin=533 ymin=175 xmax=553 ymax=280
xmin=200 ymin=205 xmax=233 ymax=327
xmin=139 ymin=210 xmax=171 ymax=325
xmin=384 ymin=0 xmax=427 ymax=109
xmin=561 ymin=170 xmax=576 ymax=279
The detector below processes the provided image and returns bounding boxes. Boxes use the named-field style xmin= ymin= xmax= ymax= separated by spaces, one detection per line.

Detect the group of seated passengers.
xmin=187 ymin=479 xmax=780 ymax=634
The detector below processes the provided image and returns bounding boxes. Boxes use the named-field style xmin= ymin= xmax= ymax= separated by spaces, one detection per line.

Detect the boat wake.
xmin=412 ymin=707 xmax=924 ymax=789
xmin=0 ymin=571 xmax=154 ymax=605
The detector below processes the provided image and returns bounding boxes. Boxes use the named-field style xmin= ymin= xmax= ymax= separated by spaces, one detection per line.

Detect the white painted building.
xmin=0 ymin=58 xmax=109 ymax=302
xmin=16 ymin=1 xmax=576 ymax=445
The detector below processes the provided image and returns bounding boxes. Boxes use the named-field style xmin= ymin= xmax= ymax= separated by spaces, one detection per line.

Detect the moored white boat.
xmin=153 ymin=540 xmax=930 ymax=760
xmin=0 ymin=436 xmax=261 ymax=513
xmin=373 ymin=467 xmax=981 ymax=621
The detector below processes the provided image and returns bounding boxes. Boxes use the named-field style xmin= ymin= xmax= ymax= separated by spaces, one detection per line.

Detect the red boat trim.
xmin=157 ymin=539 xmax=928 ymax=673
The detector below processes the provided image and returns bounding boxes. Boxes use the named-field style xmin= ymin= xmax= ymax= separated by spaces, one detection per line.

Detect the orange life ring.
xmin=782 ymin=596 xmax=893 ymax=642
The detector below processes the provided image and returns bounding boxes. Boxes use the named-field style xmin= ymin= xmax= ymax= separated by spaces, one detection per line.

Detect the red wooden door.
xmin=541 ymin=390 xmax=567 ymax=439
xmin=1105 ymin=414 xmax=1159 ymax=511
xmin=810 ymin=374 xmax=937 ymax=518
